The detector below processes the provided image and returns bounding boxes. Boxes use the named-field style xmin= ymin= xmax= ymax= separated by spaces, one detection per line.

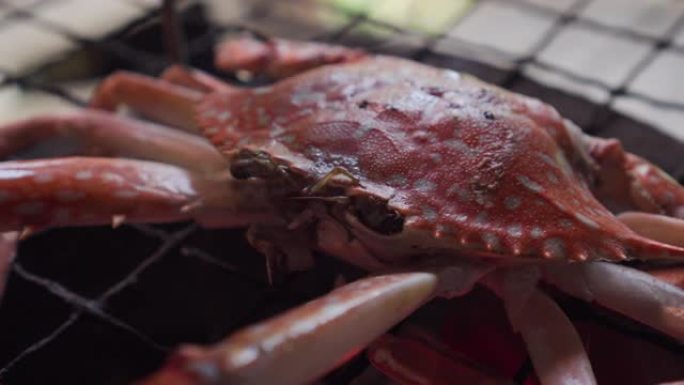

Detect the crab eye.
xmin=350 ymin=195 xmax=404 ymax=235
xmin=230 ymin=149 xmax=277 ymax=179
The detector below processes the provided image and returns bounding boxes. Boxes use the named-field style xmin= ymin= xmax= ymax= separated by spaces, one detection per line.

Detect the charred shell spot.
xmin=350 ymin=195 xmax=404 ymax=235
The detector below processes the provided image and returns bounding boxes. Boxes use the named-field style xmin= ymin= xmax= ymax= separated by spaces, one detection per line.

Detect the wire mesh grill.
xmin=0 ymin=0 xmax=683 ymax=384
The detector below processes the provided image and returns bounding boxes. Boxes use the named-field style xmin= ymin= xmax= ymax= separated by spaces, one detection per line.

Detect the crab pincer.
xmin=135 ymin=273 xmax=437 ymax=385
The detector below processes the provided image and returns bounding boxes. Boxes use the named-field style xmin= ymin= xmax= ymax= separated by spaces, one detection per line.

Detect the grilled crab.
xmin=1 ymin=35 xmax=684 ymax=385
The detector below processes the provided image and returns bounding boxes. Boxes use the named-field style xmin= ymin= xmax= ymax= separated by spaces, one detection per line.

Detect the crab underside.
xmin=1 ymin=35 xmax=684 ymax=385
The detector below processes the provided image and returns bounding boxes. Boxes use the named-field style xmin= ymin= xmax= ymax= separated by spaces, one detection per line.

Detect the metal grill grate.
xmin=0 ymin=1 xmax=683 ymax=384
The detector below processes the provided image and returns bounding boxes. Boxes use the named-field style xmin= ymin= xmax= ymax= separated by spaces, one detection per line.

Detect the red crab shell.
xmin=196 ymin=56 xmax=681 ymax=264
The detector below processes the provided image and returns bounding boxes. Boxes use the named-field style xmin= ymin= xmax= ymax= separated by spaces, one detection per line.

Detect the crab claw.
xmin=135 ymin=272 xmax=437 ymax=385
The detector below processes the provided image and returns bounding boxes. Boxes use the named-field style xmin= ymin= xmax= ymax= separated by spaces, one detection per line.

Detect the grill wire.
xmin=0 ymin=0 xmax=683 ymax=384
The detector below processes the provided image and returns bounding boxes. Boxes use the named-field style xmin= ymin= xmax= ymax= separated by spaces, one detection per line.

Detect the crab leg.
xmin=0 ymin=157 xmax=274 ymax=231
xmin=0 ymin=110 xmax=227 ymax=173
xmin=160 ymin=65 xmax=235 ymax=93
xmin=542 ymin=262 xmax=684 ymax=341
xmin=618 ymin=212 xmax=684 ymax=248
xmin=485 ymin=269 xmax=597 ymax=385
xmin=215 ymin=34 xmax=366 ymax=79
xmin=135 ymin=272 xmax=437 ymax=385
xmin=590 ymin=138 xmax=684 ymax=219
xmin=90 ymin=71 xmax=203 ymax=132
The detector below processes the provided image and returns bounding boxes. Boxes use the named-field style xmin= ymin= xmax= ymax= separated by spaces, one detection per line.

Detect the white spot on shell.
xmin=531 ymin=227 xmax=544 ymax=239
xmin=517 ymin=175 xmax=543 ymax=193
xmin=429 ymin=153 xmax=442 ymax=163
xmin=450 ymin=213 xmax=468 ymax=222
xmin=446 ymin=185 xmax=470 ymax=201
xmin=388 ymin=174 xmax=407 ymax=186
xmin=216 ymin=111 xmax=231 ymax=122
xmin=435 ymin=224 xmax=452 ymax=237
xmin=543 ymin=238 xmax=565 ymax=259
xmin=75 ymin=171 xmax=93 ymax=180
xmin=507 ymin=224 xmax=523 ymax=238
xmin=15 ymin=201 xmax=46 ymax=216
xmin=546 ymin=171 xmax=560 ymax=185
xmin=559 ymin=219 xmax=573 ymax=229
xmin=475 ymin=212 xmax=487 ymax=225
xmin=422 ymin=206 xmax=438 ymax=221
xmin=353 ymin=124 xmax=373 ymax=139
xmin=102 ymin=172 xmax=125 ymax=185
xmin=204 ymin=126 xmax=220 ymax=135
xmin=575 ymin=213 xmax=599 ymax=229
xmin=33 ymin=173 xmax=54 ymax=183
xmin=504 ymin=196 xmax=521 ymax=210
xmin=635 ymin=164 xmax=650 ymax=176
xmin=474 ymin=194 xmax=492 ymax=207
xmin=414 ymin=179 xmax=436 ymax=193
xmin=482 ymin=232 xmax=500 ymax=250
xmin=444 ymin=139 xmax=471 ymax=153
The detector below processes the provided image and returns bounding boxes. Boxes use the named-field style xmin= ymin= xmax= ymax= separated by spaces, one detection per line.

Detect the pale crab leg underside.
xmin=0 ymin=110 xmax=227 ymax=173
xmin=485 ymin=268 xmax=597 ymax=385
xmin=542 ymin=262 xmax=684 ymax=341
xmin=618 ymin=212 xmax=684 ymax=289
xmin=618 ymin=212 xmax=684 ymax=248
xmin=0 ymin=157 xmax=276 ymax=231
xmin=135 ymin=272 xmax=437 ymax=385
